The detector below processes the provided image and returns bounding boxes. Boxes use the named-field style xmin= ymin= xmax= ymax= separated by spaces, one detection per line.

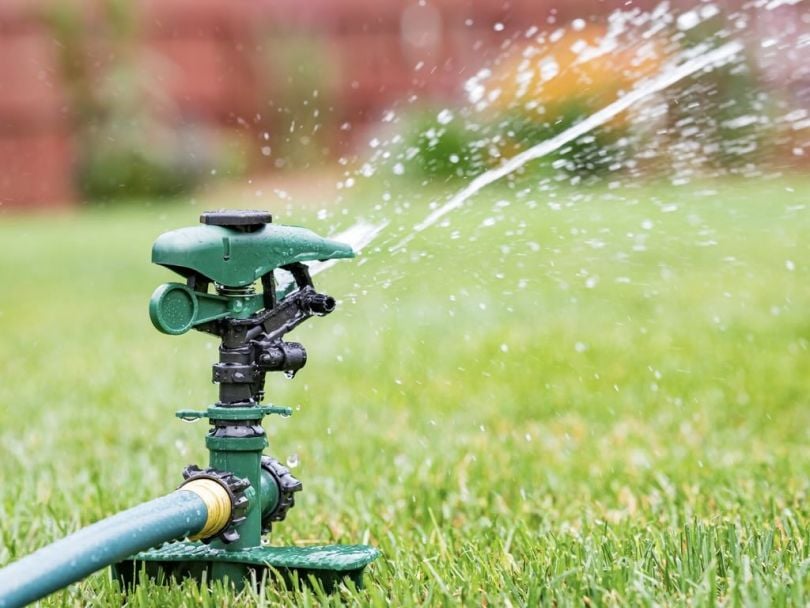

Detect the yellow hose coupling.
xmin=180 ymin=478 xmax=232 ymax=541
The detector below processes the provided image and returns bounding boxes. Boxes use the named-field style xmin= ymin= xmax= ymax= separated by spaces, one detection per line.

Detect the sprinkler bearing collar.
xmin=179 ymin=466 xmax=251 ymax=544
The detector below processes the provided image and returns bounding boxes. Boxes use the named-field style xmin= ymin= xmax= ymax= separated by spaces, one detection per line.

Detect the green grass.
xmin=0 ymin=177 xmax=808 ymax=606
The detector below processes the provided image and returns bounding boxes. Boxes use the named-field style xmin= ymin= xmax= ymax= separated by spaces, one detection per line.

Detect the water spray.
xmin=0 ymin=211 xmax=379 ymax=607
xmin=386 ymin=40 xmax=745 ymax=252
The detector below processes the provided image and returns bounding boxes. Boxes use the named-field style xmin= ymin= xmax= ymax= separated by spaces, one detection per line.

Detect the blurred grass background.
xmin=0 ymin=177 xmax=808 ymax=605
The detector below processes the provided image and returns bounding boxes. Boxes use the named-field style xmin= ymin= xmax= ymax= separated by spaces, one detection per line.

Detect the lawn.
xmin=0 ymin=177 xmax=808 ymax=606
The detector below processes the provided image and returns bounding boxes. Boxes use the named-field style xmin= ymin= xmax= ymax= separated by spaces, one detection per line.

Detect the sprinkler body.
xmin=116 ymin=210 xmax=379 ymax=588
xmin=0 ymin=210 xmax=378 ymax=607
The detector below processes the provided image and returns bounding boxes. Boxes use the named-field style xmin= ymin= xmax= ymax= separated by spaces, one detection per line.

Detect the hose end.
xmin=178 ymin=467 xmax=250 ymax=543
xmin=179 ymin=479 xmax=232 ymax=541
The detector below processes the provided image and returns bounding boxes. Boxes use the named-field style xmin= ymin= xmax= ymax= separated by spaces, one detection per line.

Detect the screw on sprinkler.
xmin=121 ymin=209 xmax=381 ymax=588
xmin=0 ymin=210 xmax=379 ymax=608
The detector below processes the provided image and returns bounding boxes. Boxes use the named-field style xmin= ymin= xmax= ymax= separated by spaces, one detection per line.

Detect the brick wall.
xmin=0 ymin=0 xmax=264 ymax=208
xmin=0 ymin=0 xmax=73 ymax=207
xmin=1 ymin=0 xmax=657 ymax=208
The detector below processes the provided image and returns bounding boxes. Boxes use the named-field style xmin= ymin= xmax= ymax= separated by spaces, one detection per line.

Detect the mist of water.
xmin=286 ymin=2 xmax=807 ymax=293
xmin=389 ymin=40 xmax=744 ymax=252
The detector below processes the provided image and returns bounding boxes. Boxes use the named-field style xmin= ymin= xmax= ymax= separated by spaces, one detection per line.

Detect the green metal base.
xmin=113 ymin=541 xmax=380 ymax=592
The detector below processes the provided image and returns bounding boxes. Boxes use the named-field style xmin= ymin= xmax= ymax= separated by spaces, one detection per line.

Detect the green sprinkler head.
xmin=149 ymin=210 xmax=353 ymax=336
xmin=149 ymin=210 xmax=354 ymax=399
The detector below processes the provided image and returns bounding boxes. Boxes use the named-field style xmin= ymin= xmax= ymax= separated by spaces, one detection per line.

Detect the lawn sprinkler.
xmin=0 ymin=210 xmax=379 ymax=607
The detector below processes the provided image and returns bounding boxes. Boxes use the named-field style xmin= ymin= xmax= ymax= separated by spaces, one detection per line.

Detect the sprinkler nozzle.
xmin=305 ymin=293 xmax=336 ymax=315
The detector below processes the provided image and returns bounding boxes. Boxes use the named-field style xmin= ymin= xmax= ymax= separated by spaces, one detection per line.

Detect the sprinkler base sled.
xmin=113 ymin=541 xmax=381 ymax=591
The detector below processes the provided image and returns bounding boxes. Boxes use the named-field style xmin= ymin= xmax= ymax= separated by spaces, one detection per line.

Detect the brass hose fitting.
xmin=178 ymin=466 xmax=251 ymax=543
xmin=179 ymin=479 xmax=232 ymax=541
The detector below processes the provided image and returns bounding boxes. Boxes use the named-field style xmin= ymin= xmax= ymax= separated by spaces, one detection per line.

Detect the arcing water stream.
xmin=315 ymin=39 xmax=745 ymax=258
xmin=301 ymin=2 xmax=807 ymax=279
xmin=396 ymin=40 xmax=744 ymax=249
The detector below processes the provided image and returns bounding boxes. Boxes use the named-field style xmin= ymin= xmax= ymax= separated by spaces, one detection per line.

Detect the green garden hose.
xmin=0 ymin=481 xmax=231 ymax=608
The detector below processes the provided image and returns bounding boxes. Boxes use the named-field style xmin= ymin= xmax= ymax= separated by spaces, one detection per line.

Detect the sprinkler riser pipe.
xmin=206 ymin=433 xmax=266 ymax=551
xmin=201 ymin=423 xmax=288 ymax=586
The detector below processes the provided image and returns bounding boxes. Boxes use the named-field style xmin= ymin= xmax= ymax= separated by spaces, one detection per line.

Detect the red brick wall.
xmin=3 ymin=0 xmax=658 ymax=208
xmin=142 ymin=0 xmax=262 ymax=126
xmin=0 ymin=1 xmax=73 ymax=207
xmin=0 ymin=0 xmax=264 ymax=208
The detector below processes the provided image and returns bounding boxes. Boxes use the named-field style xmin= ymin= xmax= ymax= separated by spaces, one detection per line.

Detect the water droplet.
xmin=677 ymin=10 xmax=700 ymax=31
xmin=539 ymin=57 xmax=559 ymax=81
xmin=286 ymin=453 xmax=300 ymax=468
xmin=437 ymin=109 xmax=454 ymax=125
